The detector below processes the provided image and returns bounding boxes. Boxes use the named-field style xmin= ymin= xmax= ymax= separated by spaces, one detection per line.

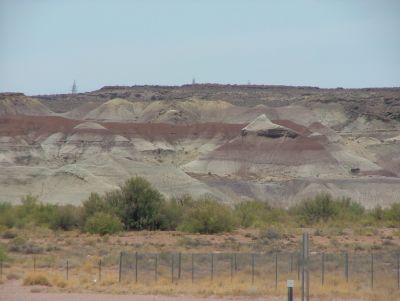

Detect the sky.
xmin=0 ymin=0 xmax=399 ymax=95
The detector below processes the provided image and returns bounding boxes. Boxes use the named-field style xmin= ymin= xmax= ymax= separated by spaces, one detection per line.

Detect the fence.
xmin=1 ymin=251 xmax=399 ymax=292
xmin=118 ymin=251 xmax=399 ymax=290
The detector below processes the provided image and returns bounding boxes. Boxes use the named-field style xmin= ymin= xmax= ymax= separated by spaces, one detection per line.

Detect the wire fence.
xmin=1 ymin=251 xmax=399 ymax=292
xmin=119 ymin=251 xmax=399 ymax=290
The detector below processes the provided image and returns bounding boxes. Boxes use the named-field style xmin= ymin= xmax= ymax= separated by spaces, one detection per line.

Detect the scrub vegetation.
xmin=0 ymin=177 xmax=399 ymax=237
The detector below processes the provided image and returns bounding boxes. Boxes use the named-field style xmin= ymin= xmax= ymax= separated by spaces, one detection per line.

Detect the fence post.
xmin=33 ymin=256 xmax=36 ymax=272
xmin=230 ymin=253 xmax=233 ymax=281
xmin=251 ymin=253 xmax=255 ymax=284
xmin=370 ymin=253 xmax=374 ymax=289
xmin=290 ymin=253 xmax=293 ymax=273
xmin=98 ymin=259 xmax=102 ymax=282
xmin=135 ymin=252 xmax=138 ymax=283
xmin=191 ymin=253 xmax=194 ymax=283
xmin=397 ymin=252 xmax=399 ymax=290
xmin=0 ymin=260 xmax=3 ymax=281
xmin=234 ymin=253 xmax=237 ymax=272
xmin=171 ymin=254 xmax=174 ymax=283
xmin=178 ymin=252 xmax=181 ymax=280
xmin=301 ymin=232 xmax=310 ymax=301
xmin=344 ymin=252 xmax=349 ymax=282
xmin=155 ymin=254 xmax=158 ymax=283
xmin=297 ymin=253 xmax=300 ymax=281
xmin=275 ymin=252 xmax=278 ymax=289
xmin=321 ymin=253 xmax=325 ymax=286
xmin=66 ymin=260 xmax=69 ymax=280
xmin=118 ymin=252 xmax=122 ymax=282
xmin=211 ymin=253 xmax=214 ymax=281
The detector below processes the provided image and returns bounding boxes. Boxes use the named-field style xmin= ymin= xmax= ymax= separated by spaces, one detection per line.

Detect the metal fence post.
xmin=178 ymin=252 xmax=181 ymax=280
xmin=33 ymin=256 xmax=36 ymax=272
xmin=251 ymin=253 xmax=255 ymax=284
xmin=171 ymin=254 xmax=174 ymax=283
xmin=301 ymin=232 xmax=310 ymax=301
xmin=118 ymin=252 xmax=122 ymax=282
xmin=297 ymin=253 xmax=300 ymax=280
xmin=0 ymin=260 xmax=3 ymax=281
xmin=211 ymin=253 xmax=214 ymax=281
xmin=275 ymin=252 xmax=278 ymax=289
xmin=230 ymin=253 xmax=233 ymax=281
xmin=135 ymin=252 xmax=138 ymax=283
xmin=397 ymin=252 xmax=399 ymax=290
xmin=290 ymin=253 xmax=293 ymax=273
xmin=98 ymin=259 xmax=102 ymax=282
xmin=321 ymin=253 xmax=325 ymax=286
xmin=344 ymin=252 xmax=349 ymax=282
xmin=370 ymin=253 xmax=374 ymax=289
xmin=155 ymin=254 xmax=158 ymax=283
xmin=234 ymin=253 xmax=237 ymax=272
xmin=66 ymin=260 xmax=69 ymax=280
xmin=191 ymin=253 xmax=194 ymax=283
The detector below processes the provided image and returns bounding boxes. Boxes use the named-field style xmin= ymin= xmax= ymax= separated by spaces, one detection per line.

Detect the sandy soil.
xmin=0 ymin=281 xmax=280 ymax=301
xmin=0 ymin=281 xmax=365 ymax=301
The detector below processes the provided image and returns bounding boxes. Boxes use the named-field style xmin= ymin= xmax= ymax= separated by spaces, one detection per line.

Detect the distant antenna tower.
xmin=71 ymin=80 xmax=77 ymax=94
xmin=192 ymin=78 xmax=196 ymax=85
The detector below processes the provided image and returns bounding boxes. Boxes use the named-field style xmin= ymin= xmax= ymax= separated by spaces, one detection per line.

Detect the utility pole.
xmin=192 ymin=77 xmax=196 ymax=85
xmin=71 ymin=80 xmax=77 ymax=94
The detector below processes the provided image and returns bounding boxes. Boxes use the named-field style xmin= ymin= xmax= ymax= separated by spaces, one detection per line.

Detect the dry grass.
xmin=3 ymin=228 xmax=400 ymax=300
xmin=18 ymin=267 xmax=397 ymax=301
xmin=23 ymin=272 xmax=52 ymax=286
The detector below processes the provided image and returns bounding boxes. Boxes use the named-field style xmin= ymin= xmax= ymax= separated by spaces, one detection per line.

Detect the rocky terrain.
xmin=1 ymin=85 xmax=400 ymax=206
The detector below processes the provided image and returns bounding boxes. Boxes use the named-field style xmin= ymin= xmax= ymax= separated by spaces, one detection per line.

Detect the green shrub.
xmin=0 ymin=196 xmax=56 ymax=229
xmin=179 ymin=198 xmax=235 ymax=234
xmin=0 ymin=202 xmax=16 ymax=228
xmin=234 ymin=200 xmax=269 ymax=227
xmin=82 ymin=192 xmax=109 ymax=219
xmin=50 ymin=205 xmax=82 ymax=231
xmin=159 ymin=194 xmax=194 ymax=230
xmin=384 ymin=203 xmax=400 ymax=223
xmin=0 ymin=244 xmax=8 ymax=261
xmin=84 ymin=212 xmax=123 ymax=235
xmin=292 ymin=193 xmax=338 ymax=224
xmin=105 ymin=177 xmax=166 ymax=230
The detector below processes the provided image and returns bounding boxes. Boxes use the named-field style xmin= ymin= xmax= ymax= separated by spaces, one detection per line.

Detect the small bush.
xmin=234 ymin=200 xmax=270 ymax=228
xmin=0 ymin=202 xmax=16 ymax=228
xmin=84 ymin=212 xmax=123 ymax=235
xmin=1 ymin=229 xmax=17 ymax=239
xmin=105 ymin=177 xmax=166 ymax=230
xmin=259 ymin=227 xmax=283 ymax=240
xmin=8 ymin=237 xmax=44 ymax=254
xmin=82 ymin=192 xmax=109 ymax=219
xmin=179 ymin=198 xmax=235 ymax=234
xmin=23 ymin=272 xmax=52 ymax=286
xmin=292 ymin=193 xmax=338 ymax=224
xmin=0 ymin=244 xmax=8 ymax=261
xmin=159 ymin=194 xmax=194 ymax=230
xmin=384 ymin=203 xmax=400 ymax=223
xmin=50 ymin=205 xmax=82 ymax=230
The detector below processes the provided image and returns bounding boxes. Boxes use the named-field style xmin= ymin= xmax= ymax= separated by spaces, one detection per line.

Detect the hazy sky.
xmin=0 ymin=0 xmax=399 ymax=95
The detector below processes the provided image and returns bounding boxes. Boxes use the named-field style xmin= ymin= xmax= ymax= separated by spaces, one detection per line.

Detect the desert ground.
xmin=1 ymin=228 xmax=400 ymax=300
